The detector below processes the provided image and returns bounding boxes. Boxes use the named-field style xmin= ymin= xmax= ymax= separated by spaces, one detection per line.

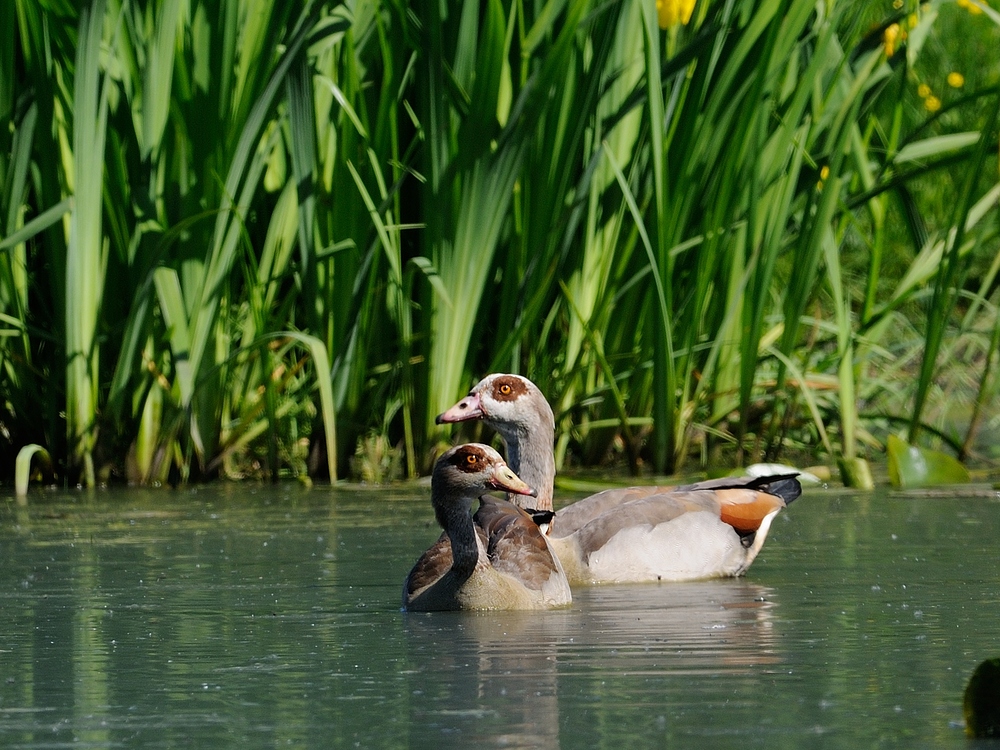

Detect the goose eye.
xmin=498 ymin=383 xmax=512 ymax=395
xmin=465 ymin=454 xmax=479 ymax=467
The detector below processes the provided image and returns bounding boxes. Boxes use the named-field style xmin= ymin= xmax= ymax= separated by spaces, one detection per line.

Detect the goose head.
xmin=432 ymin=443 xmax=537 ymax=506
xmin=435 ymin=374 xmax=554 ymax=442
xmin=436 ymin=375 xmax=557 ymax=512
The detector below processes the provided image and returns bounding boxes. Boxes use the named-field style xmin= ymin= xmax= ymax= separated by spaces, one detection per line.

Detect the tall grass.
xmin=2 ymin=0 xmax=999 ymax=487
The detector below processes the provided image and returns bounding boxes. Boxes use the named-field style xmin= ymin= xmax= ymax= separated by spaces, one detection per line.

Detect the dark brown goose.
xmin=402 ymin=443 xmax=572 ymax=611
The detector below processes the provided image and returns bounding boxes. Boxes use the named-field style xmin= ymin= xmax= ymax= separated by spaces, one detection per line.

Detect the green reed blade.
xmin=65 ymin=0 xmax=111 ymax=484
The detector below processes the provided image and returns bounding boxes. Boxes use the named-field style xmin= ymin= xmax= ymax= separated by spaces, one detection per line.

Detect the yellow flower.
xmin=957 ymin=0 xmax=984 ymax=14
xmin=656 ymin=0 xmax=696 ymax=28
xmin=656 ymin=0 xmax=676 ymax=28
xmin=947 ymin=72 xmax=965 ymax=88
xmin=908 ymin=13 xmax=919 ymax=28
xmin=924 ymin=95 xmax=941 ymax=112
xmin=883 ymin=23 xmax=900 ymax=57
xmin=917 ymin=83 xmax=931 ymax=98
xmin=892 ymin=0 xmax=903 ymax=7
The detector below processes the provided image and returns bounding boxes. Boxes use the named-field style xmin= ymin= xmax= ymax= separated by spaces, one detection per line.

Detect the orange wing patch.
xmin=716 ymin=489 xmax=785 ymax=534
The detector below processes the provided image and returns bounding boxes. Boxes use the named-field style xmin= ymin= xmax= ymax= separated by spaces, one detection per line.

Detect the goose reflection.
xmin=402 ymin=578 xmax=782 ymax=748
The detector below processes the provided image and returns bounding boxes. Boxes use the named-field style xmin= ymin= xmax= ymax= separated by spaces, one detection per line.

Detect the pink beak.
xmin=435 ymin=392 xmax=484 ymax=424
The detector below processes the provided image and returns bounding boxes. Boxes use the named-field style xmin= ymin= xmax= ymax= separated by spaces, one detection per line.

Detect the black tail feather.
xmin=677 ymin=474 xmax=803 ymax=505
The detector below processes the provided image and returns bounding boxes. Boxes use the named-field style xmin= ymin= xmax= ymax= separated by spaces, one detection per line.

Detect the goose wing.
xmin=569 ymin=486 xmax=789 ymax=563
xmin=553 ymin=474 xmax=801 ymax=538
xmin=674 ymin=473 xmax=802 ymax=505
xmin=403 ymin=533 xmax=451 ymax=602
xmin=474 ymin=497 xmax=563 ymax=592
xmin=553 ymin=485 xmax=673 ymax=536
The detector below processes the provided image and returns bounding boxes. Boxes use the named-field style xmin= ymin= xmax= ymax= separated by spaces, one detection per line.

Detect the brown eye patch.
xmin=451 ymin=447 xmax=486 ymax=472
xmin=492 ymin=376 xmax=528 ymax=401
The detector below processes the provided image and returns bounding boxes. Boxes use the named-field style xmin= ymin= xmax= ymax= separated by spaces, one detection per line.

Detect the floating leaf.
xmin=886 ymin=434 xmax=970 ymax=488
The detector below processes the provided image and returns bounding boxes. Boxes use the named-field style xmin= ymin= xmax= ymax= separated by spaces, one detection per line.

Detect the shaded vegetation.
xmin=1 ymin=0 xmax=999 ymax=486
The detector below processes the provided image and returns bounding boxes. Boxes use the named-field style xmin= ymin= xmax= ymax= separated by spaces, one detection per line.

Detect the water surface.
xmin=1 ymin=483 xmax=998 ymax=748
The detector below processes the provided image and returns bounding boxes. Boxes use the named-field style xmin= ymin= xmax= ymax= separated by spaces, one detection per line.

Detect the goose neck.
xmin=503 ymin=427 xmax=555 ymax=512
xmin=433 ymin=497 xmax=480 ymax=579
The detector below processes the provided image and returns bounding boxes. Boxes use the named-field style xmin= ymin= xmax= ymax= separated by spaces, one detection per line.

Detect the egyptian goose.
xmin=402 ymin=443 xmax=572 ymax=611
xmin=436 ymin=374 xmax=801 ymax=584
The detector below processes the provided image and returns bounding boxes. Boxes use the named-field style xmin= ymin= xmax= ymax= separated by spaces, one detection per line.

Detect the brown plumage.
xmin=403 ymin=533 xmax=451 ymax=600
xmin=402 ymin=444 xmax=572 ymax=611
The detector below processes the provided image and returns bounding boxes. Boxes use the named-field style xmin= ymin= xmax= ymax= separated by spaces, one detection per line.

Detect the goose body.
xmin=403 ymin=443 xmax=572 ymax=611
xmin=436 ymin=374 xmax=802 ymax=584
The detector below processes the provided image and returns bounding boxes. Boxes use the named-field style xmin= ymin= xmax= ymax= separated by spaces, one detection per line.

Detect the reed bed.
xmin=1 ymin=0 xmax=999 ymax=487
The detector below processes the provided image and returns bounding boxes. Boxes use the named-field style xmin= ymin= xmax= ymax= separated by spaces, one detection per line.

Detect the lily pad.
xmin=886 ymin=434 xmax=970 ymax=488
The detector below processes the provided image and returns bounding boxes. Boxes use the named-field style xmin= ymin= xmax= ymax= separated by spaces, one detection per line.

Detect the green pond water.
xmin=1 ymin=482 xmax=998 ymax=749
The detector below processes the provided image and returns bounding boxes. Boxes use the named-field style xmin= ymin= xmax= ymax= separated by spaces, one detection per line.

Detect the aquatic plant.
xmin=1 ymin=0 xmax=998 ymax=486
